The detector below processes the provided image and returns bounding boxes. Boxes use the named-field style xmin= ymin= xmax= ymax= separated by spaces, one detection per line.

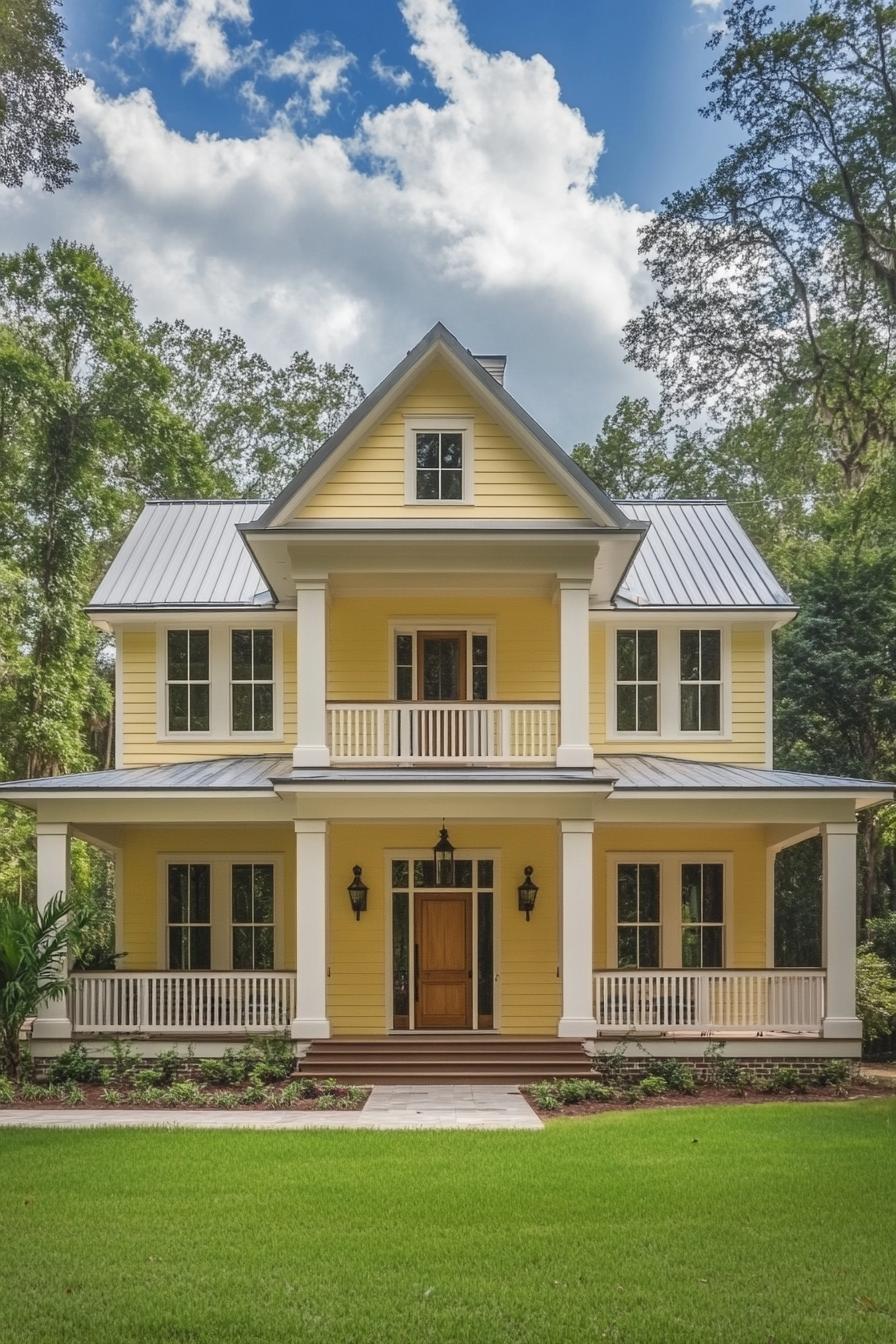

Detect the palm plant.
xmin=0 ymin=893 xmax=89 ymax=1079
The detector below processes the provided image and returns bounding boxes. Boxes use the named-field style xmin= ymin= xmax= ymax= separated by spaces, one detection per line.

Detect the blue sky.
xmin=0 ymin=1 xmax=808 ymax=444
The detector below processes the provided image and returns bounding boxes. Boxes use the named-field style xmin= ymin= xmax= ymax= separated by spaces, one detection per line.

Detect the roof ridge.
xmin=145 ymin=498 xmax=272 ymax=505
xmin=614 ymin=498 xmax=728 ymax=505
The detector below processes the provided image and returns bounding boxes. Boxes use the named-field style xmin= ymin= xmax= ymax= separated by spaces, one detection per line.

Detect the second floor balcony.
xmin=327 ymin=700 xmax=560 ymax=764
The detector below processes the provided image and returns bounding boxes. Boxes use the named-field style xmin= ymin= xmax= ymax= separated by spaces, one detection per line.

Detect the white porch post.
xmin=291 ymin=819 xmax=330 ymax=1039
xmin=821 ymin=821 xmax=862 ymax=1039
xmin=556 ymin=582 xmax=594 ymax=768
xmin=32 ymin=822 xmax=73 ymax=1040
xmin=293 ymin=579 xmax=330 ymax=768
xmin=558 ymin=818 xmax=598 ymax=1036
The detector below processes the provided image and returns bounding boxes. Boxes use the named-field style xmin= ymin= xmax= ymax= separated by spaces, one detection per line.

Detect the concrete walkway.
xmin=0 ymin=1084 xmax=542 ymax=1131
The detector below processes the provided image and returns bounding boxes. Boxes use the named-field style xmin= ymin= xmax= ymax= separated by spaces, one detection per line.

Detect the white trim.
xmin=386 ymin=619 xmax=497 ymax=701
xmin=403 ymin=416 xmax=475 ymax=506
xmin=156 ymin=852 xmax=285 ymax=971
xmin=604 ymin=851 xmax=734 ymax=970
xmin=156 ymin=620 xmax=284 ymax=743
xmin=113 ymin=633 xmax=123 ymax=769
xmin=605 ymin=622 xmax=732 ymax=743
xmin=764 ymin=626 xmax=774 ymax=768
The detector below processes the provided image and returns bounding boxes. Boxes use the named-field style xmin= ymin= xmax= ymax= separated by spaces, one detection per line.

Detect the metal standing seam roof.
xmin=614 ymin=501 xmax=793 ymax=608
xmin=88 ymin=500 xmax=272 ymax=610
xmin=0 ymin=754 xmax=890 ymax=795
xmin=88 ymin=498 xmax=793 ymax=613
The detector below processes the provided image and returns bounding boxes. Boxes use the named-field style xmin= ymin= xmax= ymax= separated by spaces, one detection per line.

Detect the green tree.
xmin=0 ymin=240 xmax=214 ymax=780
xmin=572 ymin=397 xmax=713 ymax=500
xmin=146 ymin=319 xmax=365 ymax=497
xmin=0 ymin=0 xmax=83 ymax=191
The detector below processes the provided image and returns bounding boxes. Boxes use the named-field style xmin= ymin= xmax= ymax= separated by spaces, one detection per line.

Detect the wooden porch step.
xmin=300 ymin=1035 xmax=592 ymax=1083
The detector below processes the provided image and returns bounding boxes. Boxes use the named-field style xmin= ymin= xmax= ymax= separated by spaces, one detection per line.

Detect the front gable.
xmin=293 ymin=357 xmax=589 ymax=521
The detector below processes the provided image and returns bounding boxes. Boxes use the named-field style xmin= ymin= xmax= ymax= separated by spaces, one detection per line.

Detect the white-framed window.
xmin=681 ymin=862 xmax=725 ymax=967
xmin=679 ymin=629 xmax=722 ymax=733
xmin=231 ymin=862 xmax=275 ymax=969
xmin=166 ymin=630 xmax=210 ymax=733
xmin=167 ymin=862 xmax=211 ymax=969
xmin=607 ymin=853 xmax=731 ymax=969
xmin=404 ymin=417 xmax=474 ymax=504
xmin=615 ymin=629 xmax=659 ymax=733
xmin=615 ymin=862 xmax=661 ymax=967
xmin=230 ymin=628 xmax=274 ymax=733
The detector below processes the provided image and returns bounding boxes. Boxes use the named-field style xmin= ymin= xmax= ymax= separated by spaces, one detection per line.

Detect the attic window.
xmin=405 ymin=418 xmax=473 ymax=504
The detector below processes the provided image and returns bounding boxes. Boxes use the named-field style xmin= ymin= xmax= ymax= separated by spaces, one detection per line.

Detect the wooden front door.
xmin=417 ymin=632 xmax=466 ymax=701
xmin=414 ymin=891 xmax=472 ymax=1029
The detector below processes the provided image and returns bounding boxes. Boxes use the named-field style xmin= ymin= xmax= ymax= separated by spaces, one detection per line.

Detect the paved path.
xmin=0 ymin=1085 xmax=542 ymax=1131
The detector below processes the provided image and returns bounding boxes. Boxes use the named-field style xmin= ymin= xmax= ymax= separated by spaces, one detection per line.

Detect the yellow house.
xmin=2 ymin=323 xmax=891 ymax=1078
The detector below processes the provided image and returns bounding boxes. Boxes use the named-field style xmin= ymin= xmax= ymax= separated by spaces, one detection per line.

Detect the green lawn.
xmin=1 ymin=1101 xmax=894 ymax=1344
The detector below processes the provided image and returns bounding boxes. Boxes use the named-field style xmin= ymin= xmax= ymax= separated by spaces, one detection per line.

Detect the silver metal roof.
xmin=595 ymin=754 xmax=891 ymax=792
xmin=89 ymin=497 xmax=791 ymax=612
xmin=88 ymin=501 xmax=272 ymax=610
xmin=614 ymin=502 xmax=793 ymax=609
xmin=1 ymin=754 xmax=890 ymax=796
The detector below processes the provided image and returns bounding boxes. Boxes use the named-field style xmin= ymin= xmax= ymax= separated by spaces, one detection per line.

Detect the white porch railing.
xmin=70 ymin=972 xmax=296 ymax=1034
xmin=594 ymin=969 xmax=826 ymax=1033
xmin=328 ymin=701 xmax=559 ymax=763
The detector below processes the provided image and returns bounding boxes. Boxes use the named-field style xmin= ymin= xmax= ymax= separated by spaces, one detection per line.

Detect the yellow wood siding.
xmin=120 ymin=628 xmax=296 ymax=766
xmin=595 ymin=824 xmax=768 ymax=969
xmin=293 ymin=359 xmax=588 ymax=520
xmin=327 ymin=822 xmax=560 ymax=1036
xmin=328 ymin=594 xmax=559 ymax=702
xmin=590 ymin=624 xmax=768 ymax=764
xmin=118 ymin=825 xmax=295 ymax=969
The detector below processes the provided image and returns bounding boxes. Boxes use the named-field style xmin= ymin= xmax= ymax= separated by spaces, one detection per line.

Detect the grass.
xmin=1 ymin=1101 xmax=894 ymax=1343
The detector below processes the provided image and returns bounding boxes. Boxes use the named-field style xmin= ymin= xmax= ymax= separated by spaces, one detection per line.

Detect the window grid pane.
xmin=679 ymin=863 xmax=724 ymax=968
xmin=616 ymin=630 xmax=658 ymax=732
xmin=616 ymin=863 xmax=661 ymax=968
xmin=231 ymin=629 xmax=275 ymax=733
xmin=167 ymin=863 xmax=211 ymax=970
xmin=679 ymin=630 xmax=722 ymax=732
xmin=167 ymin=630 xmax=210 ymax=733
xmin=414 ymin=431 xmax=464 ymax=501
xmin=230 ymin=863 xmax=275 ymax=971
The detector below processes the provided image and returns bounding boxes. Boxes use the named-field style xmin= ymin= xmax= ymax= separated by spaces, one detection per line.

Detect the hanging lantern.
xmin=433 ymin=823 xmax=455 ymax=887
xmin=517 ymin=866 xmax=538 ymax=921
xmin=347 ymin=865 xmax=368 ymax=921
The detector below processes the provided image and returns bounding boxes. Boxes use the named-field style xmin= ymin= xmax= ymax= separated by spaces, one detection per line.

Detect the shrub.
xmin=199 ymin=1050 xmax=244 ymax=1087
xmin=47 ymin=1043 xmax=101 ymax=1086
xmin=637 ymin=1075 xmax=668 ymax=1099
xmin=210 ymin=1090 xmax=239 ymax=1109
xmin=314 ymin=1088 xmax=365 ymax=1110
xmin=154 ymin=1050 xmax=182 ymax=1086
xmin=107 ymin=1040 xmax=141 ymax=1085
xmin=161 ymin=1081 xmax=205 ymax=1108
xmin=590 ymin=1042 xmax=628 ymax=1087
xmin=242 ymin=1081 xmax=266 ymax=1105
xmin=527 ymin=1081 xmax=560 ymax=1109
xmin=101 ymin=1087 xmax=124 ymax=1106
xmin=0 ymin=1076 xmax=14 ymax=1104
xmin=295 ymin=1076 xmax=322 ymax=1098
xmin=812 ymin=1058 xmax=851 ymax=1087
xmin=133 ymin=1085 xmax=166 ymax=1106
xmin=856 ymin=949 xmax=896 ymax=1043
xmin=703 ymin=1042 xmax=748 ymax=1090
xmin=19 ymin=1081 xmax=53 ymax=1103
xmin=61 ymin=1082 xmax=85 ymax=1106
xmin=767 ymin=1066 xmax=807 ymax=1093
xmin=646 ymin=1058 xmax=697 ymax=1094
xmin=245 ymin=1036 xmax=295 ymax=1083
xmin=556 ymin=1078 xmax=616 ymax=1104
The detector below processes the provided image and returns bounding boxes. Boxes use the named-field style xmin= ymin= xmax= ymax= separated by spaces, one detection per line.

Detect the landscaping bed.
xmin=0 ymin=1041 xmax=368 ymax=1112
xmin=524 ymin=1047 xmax=894 ymax=1117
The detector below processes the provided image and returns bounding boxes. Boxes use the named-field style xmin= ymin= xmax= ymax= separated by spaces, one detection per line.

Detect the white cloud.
xmin=268 ymin=35 xmax=356 ymax=119
xmin=371 ymin=52 xmax=413 ymax=91
xmin=131 ymin=0 xmax=256 ymax=80
xmin=691 ymin=1 xmax=722 ymax=9
xmin=0 ymin=0 xmax=655 ymax=445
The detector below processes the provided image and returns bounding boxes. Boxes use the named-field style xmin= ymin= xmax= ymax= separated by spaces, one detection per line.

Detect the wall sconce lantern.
xmin=518 ymin=866 xmax=538 ymax=921
xmin=347 ymin=865 xmax=368 ymax=921
xmin=433 ymin=823 xmax=456 ymax=887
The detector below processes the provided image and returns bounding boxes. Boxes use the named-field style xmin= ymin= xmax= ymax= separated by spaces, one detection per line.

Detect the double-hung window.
xmin=615 ymin=630 xmax=658 ymax=733
xmin=414 ymin=430 xmax=464 ymax=501
xmin=681 ymin=862 xmax=725 ymax=967
xmin=616 ymin=862 xmax=661 ymax=968
xmin=166 ymin=630 xmax=210 ymax=733
xmin=167 ymin=863 xmax=211 ymax=969
xmin=680 ymin=630 xmax=722 ymax=732
xmin=231 ymin=863 xmax=275 ymax=969
xmin=231 ymin=629 xmax=274 ymax=732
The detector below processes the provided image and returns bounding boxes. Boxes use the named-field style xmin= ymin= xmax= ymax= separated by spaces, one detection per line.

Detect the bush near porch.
xmin=0 ymin=1102 xmax=894 ymax=1343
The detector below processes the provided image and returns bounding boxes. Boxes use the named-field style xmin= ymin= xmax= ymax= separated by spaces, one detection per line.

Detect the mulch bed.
xmin=525 ymin=1080 xmax=892 ymax=1119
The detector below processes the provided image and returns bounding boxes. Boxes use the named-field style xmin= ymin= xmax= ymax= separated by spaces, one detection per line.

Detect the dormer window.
xmin=404 ymin=417 xmax=474 ymax=504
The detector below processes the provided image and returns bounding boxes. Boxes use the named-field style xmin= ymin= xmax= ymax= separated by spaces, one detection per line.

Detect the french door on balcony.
xmin=417 ymin=632 xmax=467 ymax=700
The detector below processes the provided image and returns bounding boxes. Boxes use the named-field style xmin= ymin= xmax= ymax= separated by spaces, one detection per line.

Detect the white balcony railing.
xmin=594 ymin=969 xmax=825 ymax=1034
xmin=327 ymin=701 xmax=559 ymax=764
xmin=70 ymin=972 xmax=296 ymax=1034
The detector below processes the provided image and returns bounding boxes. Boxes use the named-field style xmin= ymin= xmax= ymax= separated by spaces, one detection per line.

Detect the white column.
xmin=821 ymin=821 xmax=862 ymax=1039
xmin=32 ymin=822 xmax=73 ymax=1040
xmin=556 ymin=582 xmax=594 ymax=768
xmin=558 ymin=819 xmax=597 ymax=1037
xmin=293 ymin=580 xmax=330 ymax=768
xmin=291 ymin=820 xmax=330 ymax=1039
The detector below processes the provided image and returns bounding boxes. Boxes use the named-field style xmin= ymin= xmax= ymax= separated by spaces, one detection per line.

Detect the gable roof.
xmin=614 ymin=501 xmax=794 ymax=609
xmin=254 ymin=322 xmax=634 ymax=530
